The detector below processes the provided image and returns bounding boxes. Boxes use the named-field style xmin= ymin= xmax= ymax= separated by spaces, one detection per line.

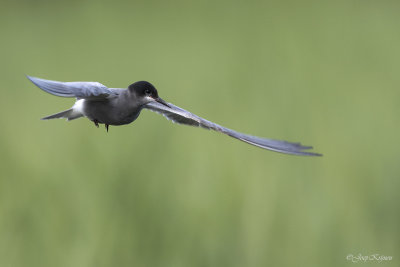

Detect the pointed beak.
xmin=155 ymin=97 xmax=171 ymax=108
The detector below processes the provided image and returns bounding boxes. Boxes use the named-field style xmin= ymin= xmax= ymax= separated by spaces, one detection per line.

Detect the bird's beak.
xmin=155 ymin=97 xmax=171 ymax=108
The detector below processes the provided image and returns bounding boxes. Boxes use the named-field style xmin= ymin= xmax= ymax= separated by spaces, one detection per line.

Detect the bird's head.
xmin=128 ymin=81 xmax=170 ymax=108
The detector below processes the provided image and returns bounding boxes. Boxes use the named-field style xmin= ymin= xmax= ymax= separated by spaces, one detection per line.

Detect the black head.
xmin=128 ymin=81 xmax=170 ymax=108
xmin=128 ymin=81 xmax=159 ymax=98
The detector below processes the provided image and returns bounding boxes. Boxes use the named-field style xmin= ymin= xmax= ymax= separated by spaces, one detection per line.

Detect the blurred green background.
xmin=0 ymin=0 xmax=399 ymax=266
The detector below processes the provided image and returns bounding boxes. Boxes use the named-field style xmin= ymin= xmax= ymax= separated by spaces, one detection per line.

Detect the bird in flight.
xmin=27 ymin=76 xmax=321 ymax=156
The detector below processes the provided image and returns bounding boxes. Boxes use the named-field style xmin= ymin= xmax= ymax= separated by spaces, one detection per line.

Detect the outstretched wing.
xmin=144 ymin=102 xmax=322 ymax=156
xmin=27 ymin=75 xmax=118 ymax=99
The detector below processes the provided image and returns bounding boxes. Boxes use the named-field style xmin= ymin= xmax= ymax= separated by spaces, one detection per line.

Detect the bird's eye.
xmin=144 ymin=89 xmax=151 ymax=96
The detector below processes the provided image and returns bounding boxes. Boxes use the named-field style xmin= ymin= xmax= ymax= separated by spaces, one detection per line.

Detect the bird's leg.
xmin=105 ymin=124 xmax=109 ymax=132
xmin=93 ymin=119 xmax=99 ymax=128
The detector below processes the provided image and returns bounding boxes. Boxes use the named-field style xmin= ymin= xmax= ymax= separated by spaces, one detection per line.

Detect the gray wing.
xmin=27 ymin=75 xmax=118 ymax=99
xmin=144 ymin=102 xmax=322 ymax=156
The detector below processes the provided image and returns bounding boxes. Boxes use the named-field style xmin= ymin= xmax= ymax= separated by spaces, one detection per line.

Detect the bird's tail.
xmin=41 ymin=109 xmax=83 ymax=121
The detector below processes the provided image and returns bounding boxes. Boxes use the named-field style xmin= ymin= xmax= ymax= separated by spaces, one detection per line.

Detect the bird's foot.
xmin=105 ymin=124 xmax=109 ymax=132
xmin=93 ymin=119 xmax=99 ymax=128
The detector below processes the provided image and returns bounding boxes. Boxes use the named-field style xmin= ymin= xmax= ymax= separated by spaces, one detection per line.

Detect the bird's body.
xmin=27 ymin=75 xmax=321 ymax=156
xmin=81 ymin=94 xmax=141 ymax=126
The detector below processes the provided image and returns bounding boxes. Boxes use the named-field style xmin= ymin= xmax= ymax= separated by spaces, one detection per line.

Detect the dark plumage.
xmin=27 ymin=75 xmax=322 ymax=156
xmin=129 ymin=81 xmax=159 ymax=99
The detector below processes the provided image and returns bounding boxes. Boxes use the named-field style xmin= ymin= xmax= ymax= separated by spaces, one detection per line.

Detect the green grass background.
xmin=0 ymin=0 xmax=399 ymax=266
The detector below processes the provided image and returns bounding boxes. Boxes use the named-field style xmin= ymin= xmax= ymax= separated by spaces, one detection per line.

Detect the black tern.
xmin=27 ymin=76 xmax=321 ymax=156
